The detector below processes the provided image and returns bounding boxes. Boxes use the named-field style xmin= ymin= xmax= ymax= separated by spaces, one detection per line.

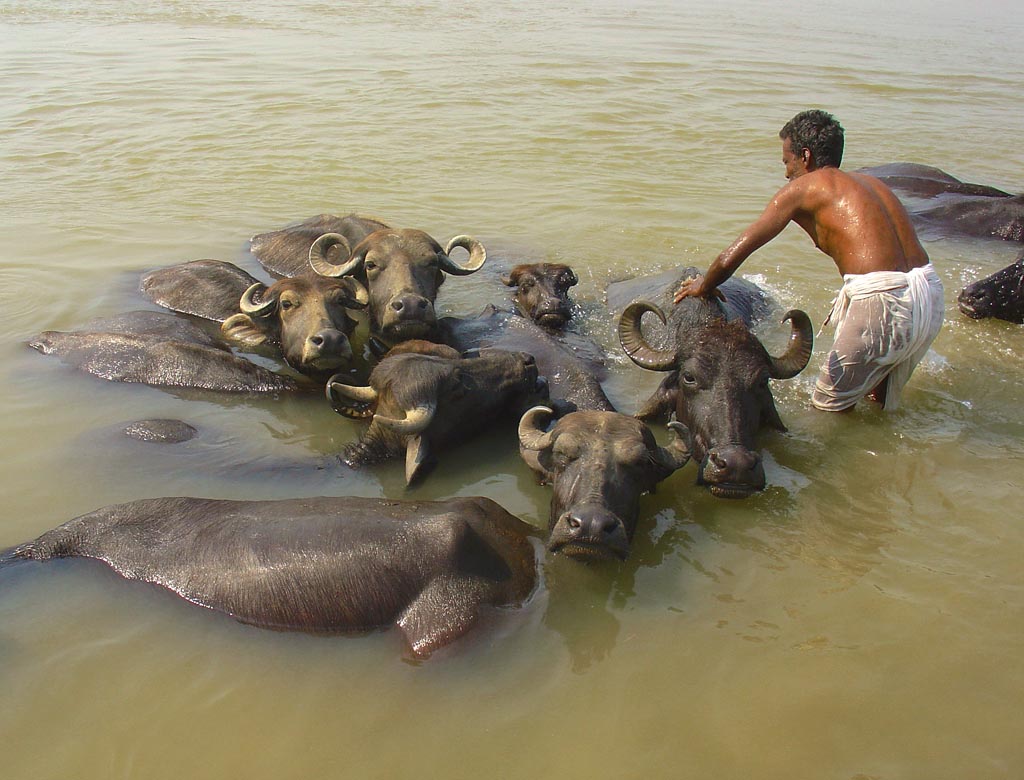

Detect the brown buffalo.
xmin=518 ymin=406 xmax=690 ymax=561
xmin=1 ymin=495 xmax=539 ymax=659
xmin=220 ymin=275 xmax=369 ymax=378
xmin=502 ymin=262 xmax=579 ymax=330
xmin=308 ymin=228 xmax=486 ymax=348
xmin=618 ymin=269 xmax=812 ymax=498
xmin=327 ymin=341 xmax=547 ymax=485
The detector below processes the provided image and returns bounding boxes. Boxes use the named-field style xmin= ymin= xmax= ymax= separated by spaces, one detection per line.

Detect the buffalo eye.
xmin=279 ymin=297 xmax=297 ymax=311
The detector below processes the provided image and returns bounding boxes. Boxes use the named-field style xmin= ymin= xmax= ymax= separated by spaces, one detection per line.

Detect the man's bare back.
xmin=674 ymin=134 xmax=929 ymax=302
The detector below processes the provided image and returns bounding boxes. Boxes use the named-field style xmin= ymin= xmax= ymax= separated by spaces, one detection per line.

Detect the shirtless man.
xmin=674 ymin=109 xmax=944 ymax=411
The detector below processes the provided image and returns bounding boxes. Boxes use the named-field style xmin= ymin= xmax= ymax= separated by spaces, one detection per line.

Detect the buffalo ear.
xmin=221 ymin=313 xmax=272 ymax=347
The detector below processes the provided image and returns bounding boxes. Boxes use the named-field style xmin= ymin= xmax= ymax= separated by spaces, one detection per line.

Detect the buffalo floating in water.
xmin=502 ymin=262 xmax=579 ymax=330
xmin=28 ymin=311 xmax=298 ymax=394
xmin=1 ymin=495 xmax=540 ymax=659
xmin=615 ymin=268 xmax=812 ymax=498
xmin=957 ymin=252 xmax=1024 ymax=323
xmin=518 ymin=406 xmax=690 ymax=561
xmin=141 ymin=258 xmax=370 ymax=380
xmin=327 ymin=341 xmax=548 ymax=485
xmin=857 ymin=163 xmax=1023 ymax=243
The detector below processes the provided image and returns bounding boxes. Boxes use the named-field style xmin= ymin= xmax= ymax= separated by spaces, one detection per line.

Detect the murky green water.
xmin=1 ymin=1 xmax=1022 ymax=778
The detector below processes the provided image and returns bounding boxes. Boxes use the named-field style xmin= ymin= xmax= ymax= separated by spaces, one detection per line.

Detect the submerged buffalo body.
xmin=249 ymin=213 xmax=391 ymax=278
xmin=1 ymin=495 xmax=539 ymax=658
xmin=328 ymin=342 xmax=548 ymax=485
xmin=518 ymin=407 xmax=690 ymax=561
xmin=441 ymin=305 xmax=615 ymax=412
xmin=28 ymin=311 xmax=297 ymax=393
xmin=617 ymin=269 xmax=812 ymax=498
xmin=856 ymin=164 xmax=1013 ymax=199
xmin=957 ymin=253 xmax=1024 ymax=323
xmin=141 ymin=259 xmax=262 ymax=323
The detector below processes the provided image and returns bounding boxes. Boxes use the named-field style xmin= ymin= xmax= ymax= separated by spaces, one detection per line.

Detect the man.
xmin=674 ymin=109 xmax=944 ymax=411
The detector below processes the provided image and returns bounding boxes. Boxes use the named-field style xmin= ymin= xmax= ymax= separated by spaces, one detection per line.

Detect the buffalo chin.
xmin=548 ymin=540 xmax=628 ymax=562
xmin=381 ymin=322 xmax=437 ymax=343
xmin=706 ymin=483 xmax=761 ymax=499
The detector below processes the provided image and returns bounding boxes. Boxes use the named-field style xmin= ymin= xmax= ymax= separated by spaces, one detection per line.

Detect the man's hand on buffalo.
xmin=673 ymin=273 xmax=725 ymax=304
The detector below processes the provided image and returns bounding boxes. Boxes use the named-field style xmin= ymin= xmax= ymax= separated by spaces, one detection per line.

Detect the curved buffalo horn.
xmin=517 ymin=405 xmax=557 ymax=452
xmin=653 ymin=421 xmax=692 ymax=472
xmin=767 ymin=309 xmax=814 ymax=379
xmin=325 ymin=378 xmax=379 ymax=405
xmin=374 ymin=402 xmax=437 ymax=435
xmin=439 ymin=235 xmax=487 ymax=276
xmin=238 ymin=283 xmax=276 ymax=317
xmin=341 ymin=278 xmax=370 ymax=308
xmin=618 ymin=302 xmax=677 ymax=372
xmin=308 ymin=232 xmax=358 ymax=278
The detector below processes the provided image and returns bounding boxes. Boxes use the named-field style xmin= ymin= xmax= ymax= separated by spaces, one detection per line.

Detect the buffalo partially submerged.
xmin=141 ymin=259 xmax=370 ymax=380
xmin=249 ymin=213 xmax=390 ymax=278
xmin=957 ymin=252 xmax=1024 ymax=323
xmin=29 ymin=311 xmax=297 ymax=393
xmin=308 ymin=228 xmax=487 ymax=348
xmin=617 ymin=269 xmax=812 ymax=498
xmin=518 ymin=406 xmax=690 ymax=561
xmin=1 ymin=495 xmax=539 ymax=659
xmin=327 ymin=341 xmax=548 ymax=485
xmin=502 ymin=262 xmax=579 ymax=330
xmin=857 ymin=164 xmax=1023 ymax=243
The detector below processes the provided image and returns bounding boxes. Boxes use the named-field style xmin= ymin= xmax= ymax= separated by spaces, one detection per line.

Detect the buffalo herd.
xmin=7 ymin=163 xmax=1022 ymax=657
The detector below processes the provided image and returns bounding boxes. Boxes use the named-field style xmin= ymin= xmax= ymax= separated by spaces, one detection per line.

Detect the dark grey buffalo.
xmin=1 ymin=495 xmax=539 ymax=659
xmin=327 ymin=341 xmax=548 ymax=485
xmin=441 ymin=305 xmax=615 ymax=412
xmin=518 ymin=406 xmax=690 ymax=561
xmin=249 ymin=213 xmax=391 ymax=278
xmin=141 ymin=259 xmax=370 ymax=379
xmin=502 ymin=262 xmax=579 ymax=330
xmin=856 ymin=164 xmax=1023 ymax=243
xmin=308 ymin=228 xmax=487 ymax=348
xmin=957 ymin=252 xmax=1024 ymax=323
xmin=29 ymin=311 xmax=297 ymax=393
xmin=616 ymin=268 xmax=812 ymax=498
xmin=856 ymin=163 xmax=1013 ymax=199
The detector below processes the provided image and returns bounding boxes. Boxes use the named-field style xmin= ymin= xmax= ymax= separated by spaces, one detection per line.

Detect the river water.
xmin=1 ymin=1 xmax=1022 ymax=778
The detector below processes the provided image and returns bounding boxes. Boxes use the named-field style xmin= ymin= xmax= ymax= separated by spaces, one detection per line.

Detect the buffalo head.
xmin=518 ymin=406 xmax=690 ymax=561
xmin=220 ymin=276 xmax=368 ymax=377
xmin=328 ymin=342 xmax=547 ymax=485
xmin=502 ymin=263 xmax=578 ymax=329
xmin=618 ymin=298 xmax=812 ymax=498
xmin=309 ymin=228 xmax=486 ymax=346
xmin=957 ymin=254 xmax=1024 ymax=323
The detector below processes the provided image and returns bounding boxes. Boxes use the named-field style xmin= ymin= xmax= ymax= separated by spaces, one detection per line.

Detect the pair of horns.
xmin=326 ymin=377 xmax=437 ymax=434
xmin=308 ymin=232 xmax=487 ymax=278
xmin=238 ymin=279 xmax=369 ymax=317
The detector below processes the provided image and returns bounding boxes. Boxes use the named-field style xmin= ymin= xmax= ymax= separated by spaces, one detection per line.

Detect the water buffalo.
xmin=29 ymin=311 xmax=298 ymax=393
xmin=1 ymin=495 xmax=540 ymax=659
xmin=502 ymin=262 xmax=579 ymax=330
xmin=957 ymin=252 xmax=1024 ymax=323
xmin=856 ymin=163 xmax=1012 ymax=199
xmin=440 ymin=305 xmax=616 ymax=412
xmin=856 ymin=164 xmax=1022 ymax=243
xmin=141 ymin=259 xmax=370 ymax=379
xmin=617 ymin=268 xmax=812 ymax=498
xmin=327 ymin=341 xmax=548 ymax=485
xmin=220 ymin=275 xmax=369 ymax=378
xmin=517 ymin=406 xmax=690 ymax=561
xmin=308 ymin=228 xmax=487 ymax=348
xmin=249 ymin=213 xmax=391 ymax=278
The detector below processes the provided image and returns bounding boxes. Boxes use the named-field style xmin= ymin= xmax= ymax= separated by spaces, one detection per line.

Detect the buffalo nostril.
xmin=600 ymin=518 xmax=619 ymax=535
xmin=710 ymin=450 xmax=728 ymax=468
xmin=310 ymin=335 xmax=325 ymax=347
xmin=567 ymin=516 xmax=581 ymax=530
xmin=416 ymin=299 xmax=428 ymax=310
xmin=391 ymin=300 xmax=405 ymax=312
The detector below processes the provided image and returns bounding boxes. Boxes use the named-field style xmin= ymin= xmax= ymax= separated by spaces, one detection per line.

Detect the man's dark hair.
xmin=780 ymin=110 xmax=844 ymax=168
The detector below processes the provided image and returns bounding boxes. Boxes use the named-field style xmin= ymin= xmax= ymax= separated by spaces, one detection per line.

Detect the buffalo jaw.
xmin=518 ymin=407 xmax=690 ymax=561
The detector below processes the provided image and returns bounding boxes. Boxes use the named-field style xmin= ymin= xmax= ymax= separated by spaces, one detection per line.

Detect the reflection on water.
xmin=2 ymin=0 xmax=1024 ymax=777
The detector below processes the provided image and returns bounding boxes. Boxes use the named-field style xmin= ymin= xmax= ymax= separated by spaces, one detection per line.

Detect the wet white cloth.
xmin=812 ymin=263 xmax=944 ymax=411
